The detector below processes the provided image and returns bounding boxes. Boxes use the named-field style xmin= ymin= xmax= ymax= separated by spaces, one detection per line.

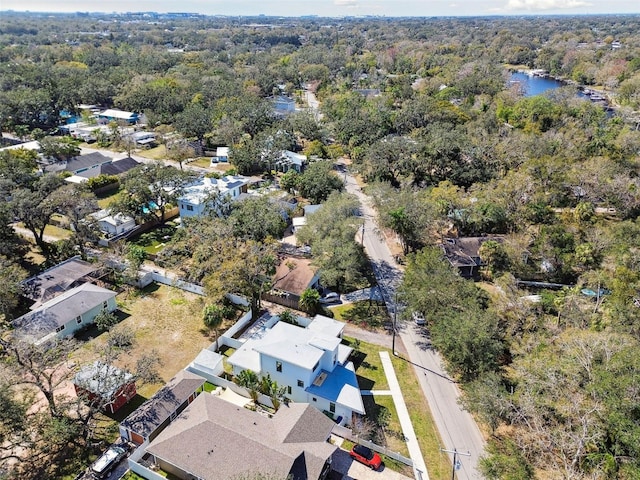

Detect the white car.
xmin=320 ymin=292 xmax=341 ymax=304
xmin=412 ymin=311 xmax=426 ymax=325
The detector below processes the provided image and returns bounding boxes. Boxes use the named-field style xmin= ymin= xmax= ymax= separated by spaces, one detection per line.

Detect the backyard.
xmin=71 ymin=283 xmax=212 ymax=398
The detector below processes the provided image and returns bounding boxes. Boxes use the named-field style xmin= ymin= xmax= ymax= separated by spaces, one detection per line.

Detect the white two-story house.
xmin=177 ymin=175 xmax=250 ymax=218
xmin=228 ymin=315 xmax=364 ymax=424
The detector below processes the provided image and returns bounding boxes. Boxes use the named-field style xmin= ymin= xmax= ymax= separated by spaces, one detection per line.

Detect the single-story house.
xmin=129 ymin=131 xmax=156 ymax=147
xmin=43 ymin=151 xmax=114 ymax=176
xmin=12 ymin=283 xmax=117 ymax=345
xmin=178 ymin=175 xmax=250 ymax=218
xmin=73 ymin=361 xmax=136 ymax=414
xmin=292 ymin=204 xmax=321 ymax=233
xmin=440 ymin=236 xmax=504 ymax=279
xmin=271 ymin=95 xmax=296 ymax=116
xmin=21 ymin=256 xmax=102 ymax=307
xmin=76 ymin=156 xmax=140 ymax=179
xmin=210 ymin=146 xmax=229 ymax=165
xmin=98 ymin=109 xmax=139 ymax=124
xmin=92 ymin=209 xmax=137 ymax=237
xmin=271 ymin=256 xmax=320 ymax=301
xmin=143 ymin=393 xmax=336 ymax=480
xmin=276 ymin=150 xmax=307 ymax=173
xmin=119 ymin=370 xmax=205 ymax=445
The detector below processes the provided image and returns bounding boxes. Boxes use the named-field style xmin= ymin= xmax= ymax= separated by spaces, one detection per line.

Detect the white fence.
xmin=331 ymin=424 xmax=413 ymax=467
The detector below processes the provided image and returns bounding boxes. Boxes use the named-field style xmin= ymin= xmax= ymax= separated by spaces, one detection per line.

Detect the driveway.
xmin=330 ymin=448 xmax=412 ymax=480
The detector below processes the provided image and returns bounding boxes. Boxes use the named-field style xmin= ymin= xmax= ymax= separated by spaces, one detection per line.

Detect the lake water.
xmin=509 ymin=72 xmax=566 ymax=97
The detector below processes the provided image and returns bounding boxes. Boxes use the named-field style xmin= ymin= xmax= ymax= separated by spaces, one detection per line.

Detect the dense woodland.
xmin=1 ymin=11 xmax=640 ymax=480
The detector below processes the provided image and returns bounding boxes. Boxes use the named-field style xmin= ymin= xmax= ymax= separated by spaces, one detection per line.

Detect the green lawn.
xmin=137 ymin=145 xmax=167 ymax=160
xmin=96 ymin=188 xmax=123 ymax=210
xmin=344 ymin=336 xmax=452 ymax=479
xmin=331 ymin=300 xmax=389 ymax=329
xmin=189 ymin=157 xmax=213 ymax=168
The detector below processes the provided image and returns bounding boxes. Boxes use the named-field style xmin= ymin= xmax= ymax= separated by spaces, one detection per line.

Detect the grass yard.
xmin=332 ymin=300 xmax=390 ymax=330
xmin=137 ymin=145 xmax=167 ymax=160
xmin=344 ymin=336 xmax=452 ymax=479
xmin=189 ymin=157 xmax=214 ymax=168
xmin=130 ymin=223 xmax=178 ymax=255
xmin=43 ymin=224 xmax=73 ymax=240
xmin=71 ymin=283 xmax=211 ymax=398
xmin=96 ymin=188 xmax=123 ymax=209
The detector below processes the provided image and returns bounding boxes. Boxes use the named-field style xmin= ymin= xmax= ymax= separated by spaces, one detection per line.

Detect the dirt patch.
xmin=71 ymin=284 xmax=211 ymax=398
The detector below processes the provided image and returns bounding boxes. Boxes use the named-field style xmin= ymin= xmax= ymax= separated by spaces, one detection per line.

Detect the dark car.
xmin=90 ymin=445 xmax=128 ymax=479
xmin=349 ymin=444 xmax=382 ymax=470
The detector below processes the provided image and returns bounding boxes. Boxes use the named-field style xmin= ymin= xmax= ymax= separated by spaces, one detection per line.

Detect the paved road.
xmin=343 ymin=170 xmax=485 ymax=480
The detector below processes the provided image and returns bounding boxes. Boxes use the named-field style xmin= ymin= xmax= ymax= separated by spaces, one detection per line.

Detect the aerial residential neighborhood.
xmin=2 ymin=7 xmax=640 ymax=480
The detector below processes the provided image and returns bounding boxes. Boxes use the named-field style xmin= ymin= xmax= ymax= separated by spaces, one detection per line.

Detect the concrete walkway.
xmin=379 ymin=351 xmax=429 ymax=480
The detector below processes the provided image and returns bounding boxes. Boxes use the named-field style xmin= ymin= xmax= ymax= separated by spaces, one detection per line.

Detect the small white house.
xmin=13 ymin=283 xmax=118 ymax=346
xmin=178 ymin=175 xmax=250 ymax=218
xmin=228 ymin=315 xmax=364 ymax=423
xmin=92 ymin=209 xmax=136 ymax=237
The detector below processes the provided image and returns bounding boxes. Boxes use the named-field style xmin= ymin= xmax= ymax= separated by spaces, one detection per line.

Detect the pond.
xmin=509 ymin=71 xmax=567 ymax=97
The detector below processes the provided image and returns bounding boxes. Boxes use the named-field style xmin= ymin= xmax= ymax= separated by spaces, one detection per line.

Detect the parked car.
xmin=90 ymin=444 xmax=128 ymax=479
xmin=412 ymin=311 xmax=426 ymax=325
xmin=320 ymin=292 xmax=341 ymax=304
xmin=350 ymin=444 xmax=382 ymax=470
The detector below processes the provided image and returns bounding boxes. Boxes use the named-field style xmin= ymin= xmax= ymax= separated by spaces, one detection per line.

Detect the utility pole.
xmin=392 ymin=292 xmax=397 ymax=356
xmin=441 ymin=448 xmax=471 ymax=480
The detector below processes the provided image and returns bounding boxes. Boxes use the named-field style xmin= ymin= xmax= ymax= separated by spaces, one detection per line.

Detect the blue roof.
xmin=305 ymin=364 xmax=364 ymax=414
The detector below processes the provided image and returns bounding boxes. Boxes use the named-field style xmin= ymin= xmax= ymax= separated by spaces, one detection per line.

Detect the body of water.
xmin=509 ymin=71 xmax=566 ymax=97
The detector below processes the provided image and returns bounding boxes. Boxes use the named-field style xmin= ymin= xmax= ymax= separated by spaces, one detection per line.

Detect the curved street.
xmin=343 ymin=169 xmax=486 ymax=480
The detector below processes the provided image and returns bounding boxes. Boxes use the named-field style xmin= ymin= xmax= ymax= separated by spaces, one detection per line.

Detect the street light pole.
xmin=441 ymin=448 xmax=471 ymax=480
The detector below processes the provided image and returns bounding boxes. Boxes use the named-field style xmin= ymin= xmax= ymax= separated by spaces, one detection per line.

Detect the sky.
xmin=1 ymin=0 xmax=638 ymax=17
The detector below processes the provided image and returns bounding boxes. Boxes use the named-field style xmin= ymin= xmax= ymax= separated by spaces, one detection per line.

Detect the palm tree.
xmin=203 ymin=304 xmax=224 ymax=351
xmin=299 ymin=288 xmax=320 ymax=314
xmin=236 ymin=369 xmax=260 ymax=404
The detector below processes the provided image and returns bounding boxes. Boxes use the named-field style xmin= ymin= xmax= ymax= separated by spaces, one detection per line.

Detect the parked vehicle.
xmin=412 ymin=311 xmax=426 ymax=325
xmin=320 ymin=292 xmax=341 ymax=304
xmin=90 ymin=445 xmax=128 ymax=479
xmin=349 ymin=444 xmax=382 ymax=470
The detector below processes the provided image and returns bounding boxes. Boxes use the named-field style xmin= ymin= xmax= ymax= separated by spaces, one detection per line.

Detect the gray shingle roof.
xmin=21 ymin=256 xmax=99 ymax=304
xmin=120 ymin=370 xmax=205 ymax=440
xmin=145 ymin=394 xmax=336 ymax=480
xmin=13 ymin=283 xmax=116 ymax=340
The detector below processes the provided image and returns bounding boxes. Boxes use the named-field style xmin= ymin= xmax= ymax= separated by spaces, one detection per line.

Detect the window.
xmin=186 ymin=205 xmax=194 ymax=211
xmin=312 ymin=361 xmax=319 ymax=371
xmin=56 ymin=325 xmax=64 ymax=333
xmin=276 ymin=361 xmax=282 ymax=372
xmin=329 ymin=402 xmax=336 ymax=413
xmin=76 ymin=316 xmax=82 ymax=324
xmin=312 ymin=397 xmax=317 ymax=402
xmin=102 ymin=301 xmax=108 ymax=310
xmin=287 ymin=386 xmax=292 ymax=395
xmin=297 ymin=380 xmax=304 ymax=388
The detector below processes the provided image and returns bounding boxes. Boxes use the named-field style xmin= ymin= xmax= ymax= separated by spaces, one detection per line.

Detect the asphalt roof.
xmin=272 ymin=256 xmax=317 ymax=296
xmin=22 ymin=256 xmax=99 ymax=304
xmin=145 ymin=393 xmax=336 ymax=480
xmin=77 ymin=156 xmax=139 ymax=178
xmin=65 ymin=152 xmax=113 ymax=173
xmin=13 ymin=283 xmax=116 ymax=342
xmin=120 ymin=370 xmax=205 ymax=440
